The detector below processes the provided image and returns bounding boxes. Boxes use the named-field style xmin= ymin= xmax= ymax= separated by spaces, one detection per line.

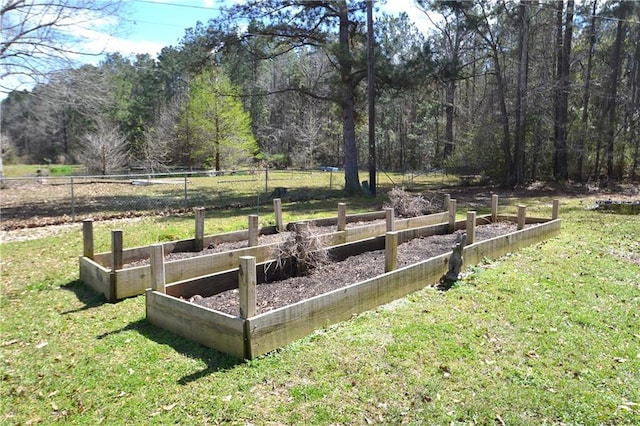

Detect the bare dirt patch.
xmin=189 ymin=222 xmax=519 ymax=316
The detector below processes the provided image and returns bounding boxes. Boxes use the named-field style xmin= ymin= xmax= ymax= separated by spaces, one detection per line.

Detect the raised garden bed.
xmin=146 ymin=197 xmax=561 ymax=359
xmin=79 ymin=199 xmax=451 ymax=301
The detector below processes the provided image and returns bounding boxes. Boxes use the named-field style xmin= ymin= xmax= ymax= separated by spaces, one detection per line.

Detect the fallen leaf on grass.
xmin=36 ymin=341 xmax=48 ymax=349
xmin=1 ymin=339 xmax=19 ymax=346
xmin=614 ymin=357 xmax=627 ymax=363
xmin=162 ymin=403 xmax=176 ymax=411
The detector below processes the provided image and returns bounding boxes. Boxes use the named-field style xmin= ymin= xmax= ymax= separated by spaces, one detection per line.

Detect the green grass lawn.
xmin=1 ymin=193 xmax=639 ymax=425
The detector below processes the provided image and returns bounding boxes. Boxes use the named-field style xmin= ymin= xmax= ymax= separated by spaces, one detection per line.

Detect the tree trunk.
xmin=631 ymin=26 xmax=640 ymax=180
xmin=492 ymin=47 xmax=512 ymax=184
xmin=338 ymin=2 xmax=361 ymax=194
xmin=575 ymin=0 xmax=597 ymax=182
xmin=513 ymin=0 xmax=530 ymax=186
xmin=553 ymin=0 xmax=573 ymax=181
xmin=367 ymin=0 xmax=376 ymax=196
xmin=606 ymin=17 xmax=625 ymax=181
xmin=443 ymin=80 xmax=455 ymax=159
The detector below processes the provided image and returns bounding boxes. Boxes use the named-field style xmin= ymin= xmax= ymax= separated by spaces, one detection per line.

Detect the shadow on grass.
xmin=97 ymin=318 xmax=242 ymax=382
xmin=60 ymin=279 xmax=107 ymax=313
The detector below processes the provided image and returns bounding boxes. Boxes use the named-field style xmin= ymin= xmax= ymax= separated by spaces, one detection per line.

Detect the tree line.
xmin=1 ymin=0 xmax=638 ymax=190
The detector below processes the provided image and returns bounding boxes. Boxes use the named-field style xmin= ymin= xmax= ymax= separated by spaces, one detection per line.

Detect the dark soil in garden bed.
xmin=123 ymin=220 xmax=385 ymax=268
xmin=188 ymin=222 xmax=522 ymax=316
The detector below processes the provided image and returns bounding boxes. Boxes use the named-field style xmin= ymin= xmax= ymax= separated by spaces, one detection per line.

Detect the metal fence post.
xmin=70 ymin=176 xmax=76 ymax=222
xmin=183 ymin=173 xmax=188 ymax=210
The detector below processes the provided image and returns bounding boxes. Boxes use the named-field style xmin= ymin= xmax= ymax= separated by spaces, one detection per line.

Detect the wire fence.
xmin=0 ymin=168 xmax=451 ymax=231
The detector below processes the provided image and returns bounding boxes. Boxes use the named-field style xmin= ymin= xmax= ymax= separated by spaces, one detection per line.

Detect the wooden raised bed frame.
xmin=146 ymin=197 xmax=561 ymax=359
xmin=79 ymin=199 xmax=452 ymax=301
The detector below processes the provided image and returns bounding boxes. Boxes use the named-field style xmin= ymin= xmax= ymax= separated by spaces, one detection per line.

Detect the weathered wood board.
xmin=146 ymin=290 xmax=245 ymax=359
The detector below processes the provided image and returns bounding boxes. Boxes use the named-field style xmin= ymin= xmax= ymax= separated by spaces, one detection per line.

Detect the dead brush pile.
xmin=385 ymin=187 xmax=439 ymax=217
xmin=270 ymin=222 xmax=329 ymax=278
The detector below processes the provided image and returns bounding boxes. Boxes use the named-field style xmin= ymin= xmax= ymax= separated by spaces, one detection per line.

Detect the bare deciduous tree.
xmin=77 ymin=119 xmax=128 ymax=174
xmin=0 ymin=0 xmax=125 ymax=92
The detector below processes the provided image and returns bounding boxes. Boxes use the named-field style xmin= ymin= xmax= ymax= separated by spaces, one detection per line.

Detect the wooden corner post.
xmin=337 ymin=203 xmax=347 ymax=231
xmin=448 ymin=199 xmax=457 ymax=233
xmin=273 ymin=198 xmax=284 ymax=232
xmin=111 ymin=230 xmax=123 ymax=271
xmin=466 ymin=211 xmax=476 ymax=245
xmin=443 ymin=194 xmax=450 ymax=212
xmin=239 ymin=256 xmax=256 ymax=319
xmin=150 ymin=243 xmax=166 ymax=293
xmin=194 ymin=207 xmax=205 ymax=252
xmin=82 ymin=219 xmax=94 ymax=259
xmin=552 ymin=199 xmax=560 ymax=220
xmin=384 ymin=207 xmax=395 ymax=232
xmin=385 ymin=231 xmax=398 ymax=272
xmin=248 ymin=214 xmax=259 ymax=247
xmin=517 ymin=205 xmax=526 ymax=230
xmin=491 ymin=194 xmax=499 ymax=223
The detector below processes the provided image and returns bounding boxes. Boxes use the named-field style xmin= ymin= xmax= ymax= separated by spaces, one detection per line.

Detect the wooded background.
xmin=1 ymin=0 xmax=639 ymax=190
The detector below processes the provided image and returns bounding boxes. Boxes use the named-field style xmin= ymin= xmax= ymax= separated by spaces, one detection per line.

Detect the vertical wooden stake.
xmin=443 ymin=193 xmax=450 ymax=212
xmin=273 ymin=198 xmax=284 ymax=232
xmin=194 ymin=207 xmax=205 ymax=252
xmin=552 ymin=199 xmax=560 ymax=220
xmin=385 ymin=231 xmax=398 ymax=272
xmin=384 ymin=207 xmax=395 ymax=232
xmin=82 ymin=219 xmax=94 ymax=259
xmin=111 ymin=230 xmax=123 ymax=271
xmin=448 ymin=199 xmax=457 ymax=233
xmin=239 ymin=256 xmax=256 ymax=319
xmin=337 ymin=203 xmax=347 ymax=231
xmin=466 ymin=211 xmax=476 ymax=245
xmin=248 ymin=214 xmax=259 ymax=247
xmin=150 ymin=244 xmax=166 ymax=293
xmin=491 ymin=194 xmax=499 ymax=223
xmin=517 ymin=205 xmax=526 ymax=230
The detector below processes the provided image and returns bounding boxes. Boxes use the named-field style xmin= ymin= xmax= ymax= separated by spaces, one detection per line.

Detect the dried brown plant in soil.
xmin=270 ymin=222 xmax=329 ymax=278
